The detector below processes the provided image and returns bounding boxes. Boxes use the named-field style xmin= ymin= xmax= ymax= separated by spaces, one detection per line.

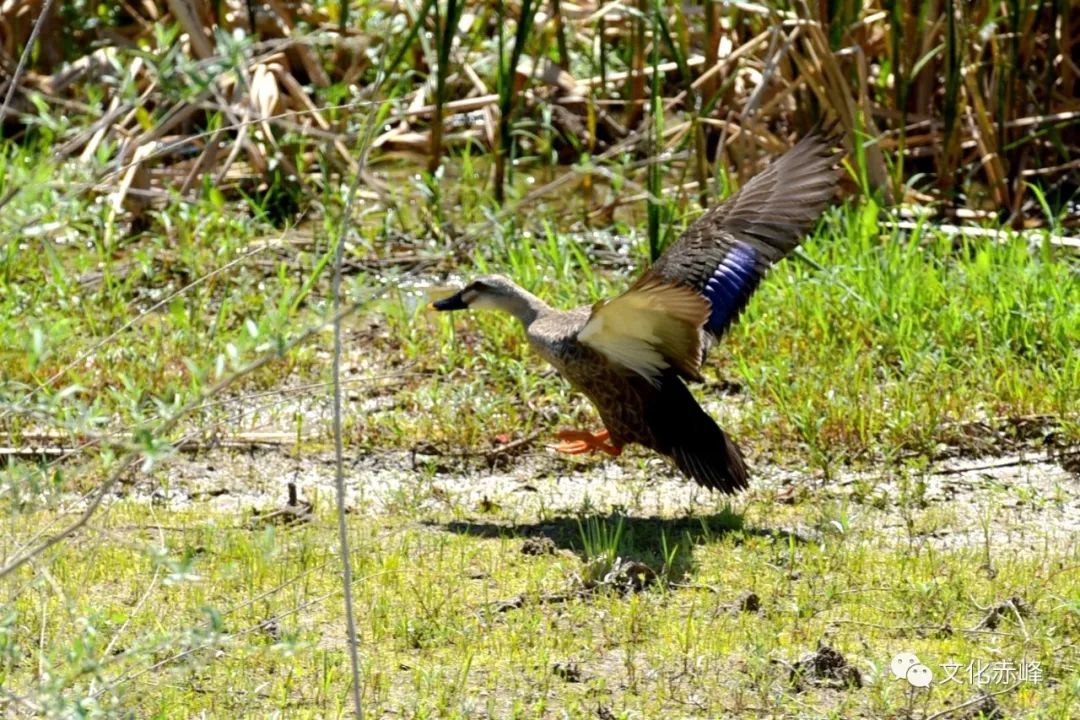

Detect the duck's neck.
xmin=494 ymin=285 xmax=550 ymax=328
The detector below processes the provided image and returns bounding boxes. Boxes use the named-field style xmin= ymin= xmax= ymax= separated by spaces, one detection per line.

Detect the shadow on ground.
xmin=428 ymin=509 xmax=816 ymax=559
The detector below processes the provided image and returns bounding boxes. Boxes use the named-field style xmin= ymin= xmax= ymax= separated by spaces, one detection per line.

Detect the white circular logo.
xmin=891 ymin=652 xmax=934 ymax=687
xmin=906 ymin=663 xmax=933 ymax=687
xmin=891 ymin=652 xmax=921 ymax=680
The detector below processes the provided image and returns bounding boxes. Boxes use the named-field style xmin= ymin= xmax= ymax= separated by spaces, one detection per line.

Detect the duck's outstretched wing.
xmin=577 ymin=279 xmax=710 ymax=386
xmin=641 ymin=128 xmax=842 ymax=340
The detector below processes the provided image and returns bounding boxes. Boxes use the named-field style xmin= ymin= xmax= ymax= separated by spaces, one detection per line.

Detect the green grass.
xmin=3 ymin=494 xmax=1078 ymax=717
xmin=370 ymin=202 xmax=1079 ymax=464
xmin=3 ymin=147 xmax=1076 ymax=467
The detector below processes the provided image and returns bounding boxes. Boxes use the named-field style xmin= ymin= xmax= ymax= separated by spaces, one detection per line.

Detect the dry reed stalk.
xmin=264 ymin=0 xmax=330 ymax=87
xmin=112 ymin=140 xmax=157 ymax=216
xmin=962 ymin=70 xmax=1009 ymax=209
xmin=165 ymin=0 xmax=214 ymax=59
xmin=624 ymin=0 xmax=646 ymax=129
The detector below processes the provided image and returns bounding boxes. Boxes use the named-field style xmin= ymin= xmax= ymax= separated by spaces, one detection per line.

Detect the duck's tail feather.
xmin=670 ymin=425 xmax=748 ymax=493
xmin=649 ymin=373 xmax=749 ymax=493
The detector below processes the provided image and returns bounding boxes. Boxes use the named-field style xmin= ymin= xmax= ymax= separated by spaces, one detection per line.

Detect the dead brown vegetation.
xmin=0 ymin=0 xmax=1077 ymax=226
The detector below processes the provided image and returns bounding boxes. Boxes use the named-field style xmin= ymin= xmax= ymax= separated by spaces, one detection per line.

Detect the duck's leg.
xmin=552 ymin=428 xmax=622 ymax=457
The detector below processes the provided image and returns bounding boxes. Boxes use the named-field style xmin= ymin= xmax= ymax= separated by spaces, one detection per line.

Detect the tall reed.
xmin=494 ymin=0 xmax=539 ymax=203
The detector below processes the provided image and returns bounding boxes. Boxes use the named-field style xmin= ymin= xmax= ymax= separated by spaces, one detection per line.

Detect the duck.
xmin=430 ymin=129 xmax=841 ymax=493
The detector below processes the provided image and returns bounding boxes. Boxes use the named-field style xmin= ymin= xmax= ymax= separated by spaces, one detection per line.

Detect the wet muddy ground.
xmin=140 ymin=437 xmax=1078 ymax=554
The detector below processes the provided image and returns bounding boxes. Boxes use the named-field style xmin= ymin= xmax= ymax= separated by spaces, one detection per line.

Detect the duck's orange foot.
xmin=551 ymin=428 xmax=622 ymax=457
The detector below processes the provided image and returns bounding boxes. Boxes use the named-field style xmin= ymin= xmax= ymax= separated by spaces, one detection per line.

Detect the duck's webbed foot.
xmin=551 ymin=428 xmax=622 ymax=457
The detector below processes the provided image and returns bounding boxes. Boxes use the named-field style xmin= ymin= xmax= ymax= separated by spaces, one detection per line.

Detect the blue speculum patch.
xmin=703 ymin=244 xmax=758 ymax=333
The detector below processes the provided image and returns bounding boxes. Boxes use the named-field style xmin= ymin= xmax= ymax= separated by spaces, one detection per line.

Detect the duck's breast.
xmin=527 ymin=312 xmax=658 ymax=448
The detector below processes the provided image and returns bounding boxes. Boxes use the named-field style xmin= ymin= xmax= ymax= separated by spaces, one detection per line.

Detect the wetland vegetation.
xmin=1 ymin=1 xmax=1078 ymax=717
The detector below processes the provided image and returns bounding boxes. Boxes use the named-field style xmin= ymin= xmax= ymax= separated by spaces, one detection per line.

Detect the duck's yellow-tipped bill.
xmin=427 ymin=289 xmax=469 ymax=311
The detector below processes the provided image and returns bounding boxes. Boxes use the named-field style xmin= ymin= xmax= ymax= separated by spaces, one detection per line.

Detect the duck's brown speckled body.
xmin=433 ymin=129 xmax=842 ymax=493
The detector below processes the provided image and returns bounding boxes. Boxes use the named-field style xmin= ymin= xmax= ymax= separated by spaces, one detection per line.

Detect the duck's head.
xmin=428 ymin=274 xmax=545 ymax=325
xmin=429 ymin=274 xmax=522 ymax=312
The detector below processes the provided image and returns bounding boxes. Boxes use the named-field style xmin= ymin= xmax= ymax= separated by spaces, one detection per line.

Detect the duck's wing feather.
xmin=641 ymin=129 xmax=841 ymax=340
xmin=577 ymin=279 xmax=709 ymax=386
